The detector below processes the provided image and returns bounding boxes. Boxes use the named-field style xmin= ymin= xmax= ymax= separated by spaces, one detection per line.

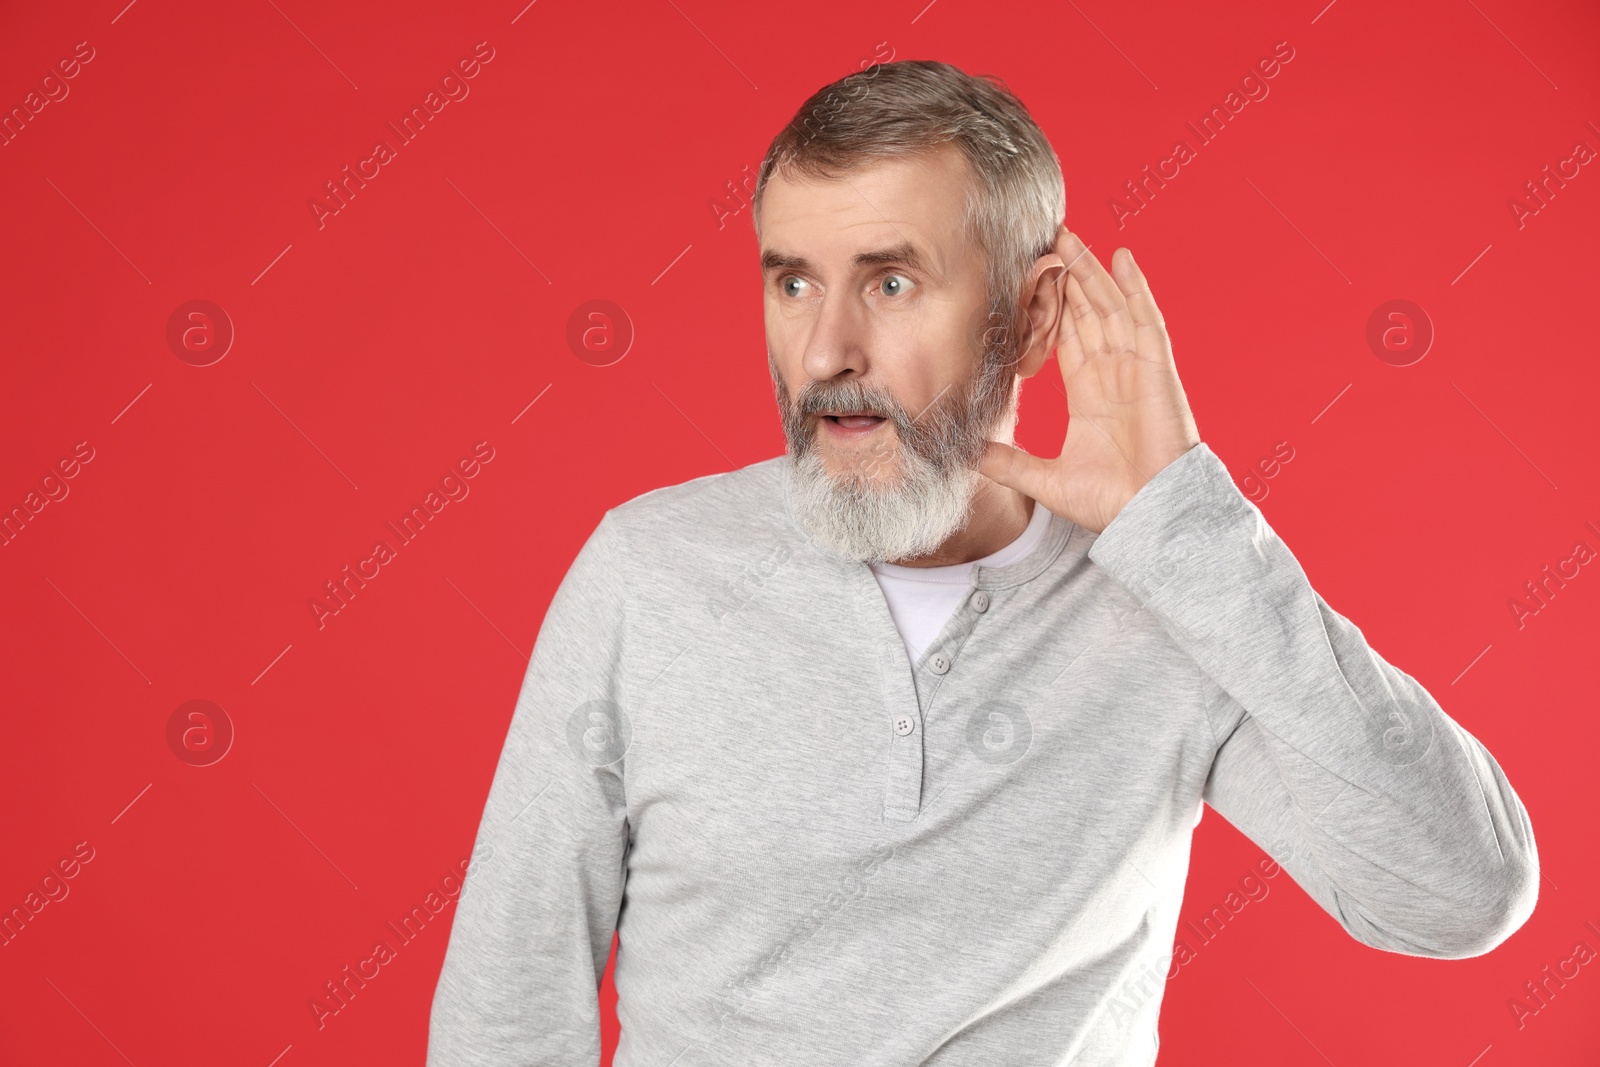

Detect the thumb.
xmin=978 ymin=440 xmax=1051 ymax=500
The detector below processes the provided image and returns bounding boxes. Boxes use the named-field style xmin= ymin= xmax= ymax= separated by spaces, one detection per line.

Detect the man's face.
xmin=759 ymin=143 xmax=1021 ymax=564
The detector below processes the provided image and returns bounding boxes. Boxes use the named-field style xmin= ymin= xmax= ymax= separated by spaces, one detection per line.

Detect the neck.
xmin=884 ymin=480 xmax=1036 ymax=567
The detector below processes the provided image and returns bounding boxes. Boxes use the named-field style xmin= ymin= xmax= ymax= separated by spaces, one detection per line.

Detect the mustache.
xmin=797 ymin=383 xmax=900 ymax=419
xmin=791 ymin=380 xmax=961 ymax=435
xmin=765 ymin=345 xmax=1011 ymax=476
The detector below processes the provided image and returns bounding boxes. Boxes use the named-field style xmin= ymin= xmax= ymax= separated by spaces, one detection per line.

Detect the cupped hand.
xmin=979 ymin=228 xmax=1201 ymax=534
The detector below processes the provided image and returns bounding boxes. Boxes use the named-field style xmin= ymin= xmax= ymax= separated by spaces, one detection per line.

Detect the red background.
xmin=2 ymin=0 xmax=1597 ymax=1063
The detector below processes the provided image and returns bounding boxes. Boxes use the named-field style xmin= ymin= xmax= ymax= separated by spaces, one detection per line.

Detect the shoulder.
xmin=597 ymin=455 xmax=797 ymax=580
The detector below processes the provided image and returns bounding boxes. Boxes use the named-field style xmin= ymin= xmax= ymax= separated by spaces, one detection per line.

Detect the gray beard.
xmin=784 ymin=439 xmax=986 ymax=565
xmin=771 ymin=345 xmax=1019 ymax=566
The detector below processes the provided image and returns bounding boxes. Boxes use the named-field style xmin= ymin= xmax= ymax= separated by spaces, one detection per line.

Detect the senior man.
xmin=427 ymin=59 xmax=1537 ymax=1066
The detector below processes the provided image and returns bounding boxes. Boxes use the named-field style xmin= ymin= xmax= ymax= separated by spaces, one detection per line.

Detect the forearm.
xmin=1088 ymin=443 xmax=1539 ymax=956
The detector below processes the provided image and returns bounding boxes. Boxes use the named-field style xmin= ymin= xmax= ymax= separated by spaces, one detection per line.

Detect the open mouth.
xmin=820 ymin=412 xmax=888 ymax=431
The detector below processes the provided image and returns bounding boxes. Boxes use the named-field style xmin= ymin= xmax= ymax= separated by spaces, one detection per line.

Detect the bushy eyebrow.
xmin=760 ymin=241 xmax=931 ymax=278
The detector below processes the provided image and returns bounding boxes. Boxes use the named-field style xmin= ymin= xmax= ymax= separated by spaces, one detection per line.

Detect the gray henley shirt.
xmin=426 ymin=441 xmax=1539 ymax=1066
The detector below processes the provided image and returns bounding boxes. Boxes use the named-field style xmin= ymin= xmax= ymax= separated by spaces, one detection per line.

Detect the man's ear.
xmin=1011 ymin=248 xmax=1067 ymax=380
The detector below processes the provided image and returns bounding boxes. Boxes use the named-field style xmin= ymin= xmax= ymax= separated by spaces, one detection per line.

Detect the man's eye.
xmin=879 ymin=273 xmax=915 ymax=297
xmin=781 ymin=276 xmax=810 ymax=298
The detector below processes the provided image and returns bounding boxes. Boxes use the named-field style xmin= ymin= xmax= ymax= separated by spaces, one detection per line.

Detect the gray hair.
xmin=751 ymin=58 xmax=1066 ymax=371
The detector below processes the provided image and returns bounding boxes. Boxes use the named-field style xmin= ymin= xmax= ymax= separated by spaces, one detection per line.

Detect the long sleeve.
xmin=427 ymin=510 xmax=633 ymax=1065
xmin=1087 ymin=443 xmax=1538 ymax=959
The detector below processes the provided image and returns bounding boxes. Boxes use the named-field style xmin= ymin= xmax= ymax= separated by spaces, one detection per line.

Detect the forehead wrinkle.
xmin=836 ymin=173 xmax=953 ymax=288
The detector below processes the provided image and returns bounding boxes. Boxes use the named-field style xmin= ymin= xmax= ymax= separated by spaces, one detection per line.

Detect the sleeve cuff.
xmin=1086 ymin=441 xmax=1253 ymax=604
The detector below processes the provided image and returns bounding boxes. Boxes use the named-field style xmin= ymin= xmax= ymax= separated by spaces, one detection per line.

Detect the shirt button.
xmin=929 ymin=652 xmax=951 ymax=675
xmin=971 ymin=590 xmax=991 ymax=613
xmin=893 ymin=713 xmax=916 ymax=736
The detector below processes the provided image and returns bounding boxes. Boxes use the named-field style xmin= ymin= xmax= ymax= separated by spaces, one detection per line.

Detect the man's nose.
xmin=800 ymin=290 xmax=869 ymax=384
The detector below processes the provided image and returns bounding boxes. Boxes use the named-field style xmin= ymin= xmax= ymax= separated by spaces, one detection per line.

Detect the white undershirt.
xmin=869 ymin=500 xmax=1054 ymax=666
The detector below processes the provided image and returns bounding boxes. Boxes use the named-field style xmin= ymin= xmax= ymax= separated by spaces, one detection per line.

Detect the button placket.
xmin=912 ymin=582 xmax=993 ymax=709
xmin=857 ymin=567 xmax=925 ymax=822
xmin=861 ymin=569 xmax=1011 ymax=822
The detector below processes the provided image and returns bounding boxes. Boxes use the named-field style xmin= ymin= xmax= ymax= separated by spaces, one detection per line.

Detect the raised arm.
xmin=978 ymin=228 xmax=1537 ymax=958
xmin=1087 ymin=443 xmax=1539 ymax=958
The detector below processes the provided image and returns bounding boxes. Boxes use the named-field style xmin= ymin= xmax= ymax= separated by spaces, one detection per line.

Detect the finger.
xmin=1063 ymin=273 xmax=1104 ymax=358
xmin=1052 ymin=270 xmax=1087 ymax=381
xmin=1061 ymin=231 xmax=1133 ymax=350
xmin=1113 ymin=249 xmax=1171 ymax=359
xmin=977 ymin=439 xmax=1051 ymax=502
